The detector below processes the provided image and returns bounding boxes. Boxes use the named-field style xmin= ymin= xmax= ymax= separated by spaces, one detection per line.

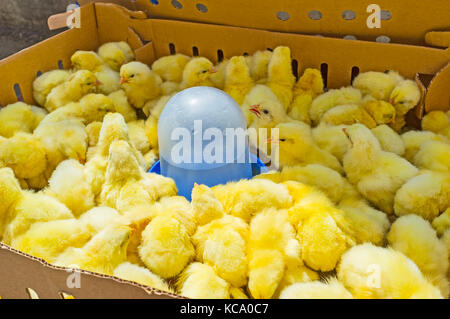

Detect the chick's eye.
xmin=263 ymin=110 xmax=269 ymax=114
xmin=86 ymin=82 xmax=92 ymax=85
xmin=130 ymin=74 xmax=135 ymax=78
xmin=280 ymin=138 xmax=286 ymax=142
xmin=202 ymin=70 xmax=208 ymax=74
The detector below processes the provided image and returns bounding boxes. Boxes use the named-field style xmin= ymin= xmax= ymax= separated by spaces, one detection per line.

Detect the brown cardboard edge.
xmin=424 ymin=62 xmax=450 ymax=113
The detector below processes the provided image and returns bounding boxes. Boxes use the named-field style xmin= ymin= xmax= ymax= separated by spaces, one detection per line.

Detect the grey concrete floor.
xmin=0 ymin=0 xmax=73 ymax=59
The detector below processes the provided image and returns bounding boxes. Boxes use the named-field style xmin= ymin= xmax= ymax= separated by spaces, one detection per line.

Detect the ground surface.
xmin=0 ymin=0 xmax=73 ymax=59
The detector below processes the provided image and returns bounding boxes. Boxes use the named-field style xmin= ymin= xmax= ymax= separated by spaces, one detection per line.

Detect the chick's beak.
xmin=249 ymin=105 xmax=262 ymax=118
xmin=120 ymin=77 xmax=128 ymax=84
xmin=210 ymin=66 xmax=218 ymax=74
xmin=266 ymin=137 xmax=279 ymax=145
xmin=95 ymin=80 xmax=103 ymax=86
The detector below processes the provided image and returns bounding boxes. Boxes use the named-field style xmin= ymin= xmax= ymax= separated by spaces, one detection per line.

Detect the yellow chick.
xmin=79 ymin=206 xmax=122 ymax=233
xmin=98 ymin=41 xmax=135 ymax=72
xmin=414 ymin=140 xmax=450 ymax=171
xmin=273 ymin=121 xmax=343 ymax=173
xmin=320 ymin=104 xmax=377 ymax=128
xmin=0 ymin=102 xmax=40 ymax=137
xmin=337 ymin=243 xmax=443 ymax=299
xmin=422 ymin=110 xmax=450 ymax=138
xmin=280 ymin=278 xmax=353 ymax=299
xmin=312 ymin=123 xmax=350 ymax=163
xmin=267 ymin=46 xmax=296 ymax=110
xmin=120 ymin=62 xmax=162 ymax=109
xmin=191 ymin=183 xmax=225 ymax=226
xmin=177 ymin=262 xmax=231 ymax=299
xmin=210 ymin=59 xmax=228 ymax=90
xmin=86 ymin=121 xmax=102 ymax=148
xmin=139 ymin=214 xmax=195 ymax=279
xmin=353 ymin=71 xmax=398 ymax=101
xmin=394 ymin=170 xmax=450 ymax=221
xmin=55 ymin=225 xmax=131 ymax=276
xmin=432 ymin=208 xmax=450 ymax=237
xmin=371 ymin=124 xmax=405 ymax=156
xmin=343 ymin=124 xmax=418 ymax=214
xmin=107 ymin=90 xmax=137 ymax=122
xmin=401 ymin=130 xmax=447 ymax=162
xmin=388 ymin=215 xmax=449 ymax=297
xmin=0 ymin=168 xmax=24 ymax=238
xmin=33 ymin=69 xmax=71 ymax=107
xmin=389 ymin=79 xmax=421 ymax=131
xmin=246 ymin=50 xmax=272 ymax=83
xmin=45 ymin=70 xmax=98 ymax=112
xmin=288 ymin=68 xmax=324 ymax=124
xmin=127 ymin=120 xmax=151 ymax=154
xmin=309 ymin=87 xmax=362 ymax=125
xmin=362 ymin=100 xmax=396 ymax=125
xmin=211 ymin=179 xmax=292 ymax=222
xmin=224 ymin=56 xmax=254 ymax=105
xmin=113 ymin=262 xmax=172 ymax=293
xmin=2 ymin=191 xmax=73 ymax=245
xmin=46 ymin=159 xmax=95 ymax=217
xmin=10 ymin=219 xmax=91 ymax=263
xmin=180 ymin=57 xmax=216 ymax=89
xmin=0 ymin=132 xmax=47 ymax=180
xmin=151 ymin=54 xmax=190 ymax=83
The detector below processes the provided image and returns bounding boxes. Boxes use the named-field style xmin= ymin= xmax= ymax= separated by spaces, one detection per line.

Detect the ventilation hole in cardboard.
xmin=351 ymin=66 xmax=360 ymax=84
xmin=196 ymin=3 xmax=208 ymax=13
xmin=343 ymin=35 xmax=357 ymax=40
xmin=171 ymin=0 xmax=183 ymax=9
xmin=376 ymin=35 xmax=391 ymax=43
xmin=150 ymin=0 xmax=159 ymax=5
xmin=243 ymin=52 xmax=249 ymax=56
xmin=169 ymin=43 xmax=176 ymax=54
xmin=342 ymin=10 xmax=356 ymax=20
xmin=320 ymin=63 xmax=328 ymax=89
xmin=58 ymin=60 xmax=64 ymax=69
xmin=36 ymin=70 xmax=43 ymax=77
xmin=26 ymin=288 xmax=40 ymax=299
xmin=380 ymin=10 xmax=392 ymax=20
xmin=277 ymin=11 xmax=290 ymax=21
xmin=192 ymin=46 xmax=199 ymax=56
xmin=217 ymin=49 xmax=224 ymax=62
xmin=292 ymin=59 xmax=299 ymax=80
xmin=267 ymin=48 xmax=273 ymax=52
xmin=309 ymin=10 xmax=322 ymax=20
xmin=14 ymin=83 xmax=24 ymax=102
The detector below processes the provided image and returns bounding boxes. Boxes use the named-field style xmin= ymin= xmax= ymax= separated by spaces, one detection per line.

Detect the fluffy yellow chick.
xmin=312 ymin=123 xmax=350 ymax=162
xmin=343 ymin=124 xmax=418 ymax=214
xmin=98 ymin=41 xmax=135 ymax=71
xmin=273 ymin=121 xmax=343 ymax=173
xmin=353 ymin=71 xmax=398 ymax=101
xmin=139 ymin=214 xmax=195 ymax=279
xmin=46 ymin=160 xmax=95 ymax=217
xmin=55 ymin=225 xmax=131 ymax=276
xmin=45 ymin=70 xmax=98 ymax=112
xmin=337 ymin=243 xmax=443 ymax=299
xmin=414 ymin=140 xmax=450 ymax=171
xmin=211 ymin=179 xmax=292 ymax=222
xmin=113 ymin=262 xmax=172 ymax=293
xmin=432 ymin=208 xmax=450 ymax=237
xmin=389 ymin=79 xmax=421 ymax=131
xmin=108 ymin=90 xmax=137 ymax=122
xmin=177 ymin=262 xmax=231 ymax=299
xmin=394 ymin=170 xmax=450 ymax=221
xmin=10 ymin=219 xmax=91 ymax=263
xmin=401 ymin=130 xmax=447 ymax=162
xmin=371 ymin=124 xmax=405 ymax=156
xmin=151 ymin=54 xmax=190 ymax=83
xmin=127 ymin=120 xmax=151 ymax=154
xmin=422 ymin=110 xmax=450 ymax=138
xmin=224 ymin=56 xmax=254 ymax=105
xmin=2 ymin=191 xmax=73 ymax=245
xmin=362 ymin=100 xmax=396 ymax=125
xmin=245 ymin=50 xmax=272 ymax=83
xmin=191 ymin=183 xmax=225 ymax=226
xmin=388 ymin=215 xmax=449 ymax=297
xmin=288 ymin=68 xmax=324 ymax=124
xmin=309 ymin=87 xmax=362 ymax=125
xmin=33 ymin=69 xmax=71 ymax=107
xmin=267 ymin=46 xmax=296 ymax=110
xmin=86 ymin=121 xmax=102 ymax=148
xmin=210 ymin=59 xmax=228 ymax=89
xmin=120 ymin=61 xmax=162 ymax=108
xmin=320 ymin=104 xmax=377 ymax=128
xmin=0 ymin=102 xmax=40 ymax=137
xmin=280 ymin=278 xmax=353 ymax=299
xmin=79 ymin=206 xmax=122 ymax=233
xmin=180 ymin=57 xmax=216 ymax=89
xmin=0 ymin=168 xmax=24 ymax=238
xmin=0 ymin=133 xmax=47 ymax=180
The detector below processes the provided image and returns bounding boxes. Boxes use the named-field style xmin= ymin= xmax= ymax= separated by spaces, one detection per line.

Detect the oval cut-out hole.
xmin=171 ymin=0 xmax=182 ymax=9
xmin=192 ymin=46 xmax=199 ymax=56
xmin=309 ymin=10 xmax=322 ymax=20
xmin=342 ymin=10 xmax=356 ymax=20
xmin=243 ymin=52 xmax=249 ymax=56
xmin=380 ymin=10 xmax=392 ymax=20
xmin=343 ymin=35 xmax=357 ymax=40
xmin=320 ymin=63 xmax=328 ymax=90
xmin=58 ymin=60 xmax=64 ymax=69
xmin=36 ymin=70 xmax=43 ymax=77
xmin=196 ymin=3 xmax=208 ymax=13
xmin=217 ymin=49 xmax=224 ymax=62
xmin=351 ymin=66 xmax=360 ymax=84
xmin=14 ymin=83 xmax=24 ymax=101
xmin=376 ymin=35 xmax=391 ymax=43
xmin=291 ymin=59 xmax=299 ymax=80
xmin=277 ymin=11 xmax=290 ymax=21
xmin=150 ymin=0 xmax=159 ymax=5
xmin=169 ymin=43 xmax=176 ymax=54
xmin=266 ymin=48 xmax=273 ymax=52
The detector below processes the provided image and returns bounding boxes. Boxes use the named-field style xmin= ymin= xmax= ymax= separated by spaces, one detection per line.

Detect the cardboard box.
xmin=0 ymin=2 xmax=448 ymax=299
